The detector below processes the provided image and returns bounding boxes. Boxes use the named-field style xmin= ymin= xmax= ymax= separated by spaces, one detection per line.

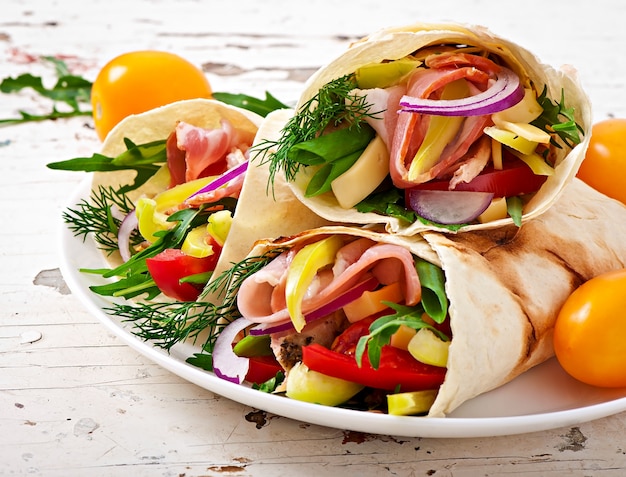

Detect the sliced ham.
xmin=236 ymin=238 xmax=422 ymax=325
xmin=167 ymin=119 xmax=256 ymax=185
xmin=447 ymin=135 xmax=493 ymax=189
xmin=389 ymin=56 xmax=499 ymax=188
xmin=349 ymin=85 xmax=405 ymax=149
xmin=176 ymin=120 xmax=232 ymax=182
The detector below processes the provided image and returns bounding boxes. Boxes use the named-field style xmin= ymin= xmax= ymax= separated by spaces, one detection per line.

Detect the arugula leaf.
xmin=253 ymin=371 xmax=285 ymax=393
xmin=532 ymin=86 xmax=583 ymax=149
xmin=415 ymin=258 xmax=448 ymax=323
xmin=212 ymin=91 xmax=289 ymax=117
xmin=89 ymin=273 xmax=161 ymax=300
xmin=47 ymin=138 xmax=166 ymax=193
xmin=355 ymin=188 xmax=415 ymax=222
xmin=355 ymin=302 xmax=450 ymax=369
xmin=0 ymin=56 xmax=92 ymax=125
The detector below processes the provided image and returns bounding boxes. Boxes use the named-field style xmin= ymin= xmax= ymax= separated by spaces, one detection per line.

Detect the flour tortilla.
xmin=240 ymin=179 xmax=626 ymax=417
xmin=91 ymin=100 xmax=330 ymax=280
xmin=284 ymin=22 xmax=592 ymax=235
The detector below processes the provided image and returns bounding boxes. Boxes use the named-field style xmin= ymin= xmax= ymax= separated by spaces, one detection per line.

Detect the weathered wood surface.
xmin=2 ymin=1 xmax=626 ymax=475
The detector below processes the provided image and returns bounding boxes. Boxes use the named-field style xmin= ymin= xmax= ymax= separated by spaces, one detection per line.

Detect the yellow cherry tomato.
xmin=576 ymin=118 xmax=626 ymax=204
xmin=91 ymin=50 xmax=212 ymax=140
xmin=553 ymin=269 xmax=626 ymax=387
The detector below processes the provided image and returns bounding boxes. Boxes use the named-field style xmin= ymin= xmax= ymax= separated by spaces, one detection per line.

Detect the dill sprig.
xmin=105 ymin=248 xmax=284 ymax=354
xmin=253 ymin=74 xmax=379 ymax=188
xmin=108 ymin=300 xmax=225 ymax=352
xmin=63 ymin=184 xmax=142 ymax=255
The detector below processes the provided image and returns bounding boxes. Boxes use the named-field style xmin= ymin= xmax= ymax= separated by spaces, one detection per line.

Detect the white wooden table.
xmin=3 ymin=1 xmax=626 ymax=475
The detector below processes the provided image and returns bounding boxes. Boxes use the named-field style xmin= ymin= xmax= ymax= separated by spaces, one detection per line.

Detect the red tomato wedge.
xmin=146 ymin=248 xmax=220 ymax=301
xmin=406 ymin=158 xmax=547 ymax=198
xmin=302 ymin=343 xmax=446 ymax=392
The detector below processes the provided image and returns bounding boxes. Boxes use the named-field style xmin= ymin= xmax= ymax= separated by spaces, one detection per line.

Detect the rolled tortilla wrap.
xmin=224 ymin=178 xmax=626 ymax=417
xmin=263 ymin=22 xmax=592 ymax=234
xmin=90 ymin=100 xmax=330 ymax=297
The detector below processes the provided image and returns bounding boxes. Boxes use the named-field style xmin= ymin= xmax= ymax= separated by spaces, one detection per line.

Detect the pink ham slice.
xmin=236 ymin=238 xmax=422 ymax=325
xmin=176 ymin=120 xmax=232 ymax=182
xmin=388 ymin=53 xmax=501 ymax=188
xmin=166 ymin=119 xmax=256 ymax=186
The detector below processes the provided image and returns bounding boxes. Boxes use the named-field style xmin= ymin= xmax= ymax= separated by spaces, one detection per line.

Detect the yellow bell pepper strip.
xmin=407 ymin=79 xmax=469 ymax=180
xmin=206 ymin=210 xmax=233 ymax=246
xmin=285 ymin=235 xmax=344 ymax=332
xmin=408 ymin=328 xmax=450 ymax=367
xmin=355 ymin=58 xmax=422 ymax=89
xmin=181 ymin=225 xmax=216 ymax=258
xmin=285 ymin=362 xmax=364 ymax=407
xmin=387 ymin=389 xmax=439 ymax=416
xmin=135 ymin=176 xmax=215 ymax=243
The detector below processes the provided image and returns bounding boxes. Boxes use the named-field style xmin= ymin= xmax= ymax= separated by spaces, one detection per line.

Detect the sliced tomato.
xmin=146 ymin=247 xmax=220 ymax=301
xmin=406 ymin=157 xmax=547 ymax=198
xmin=245 ymin=355 xmax=283 ymax=385
xmin=302 ymin=343 xmax=446 ymax=392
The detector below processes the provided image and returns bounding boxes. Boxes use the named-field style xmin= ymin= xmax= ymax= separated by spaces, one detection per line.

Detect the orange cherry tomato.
xmin=553 ymin=268 xmax=626 ymax=387
xmin=91 ymin=50 xmax=212 ymax=141
xmin=576 ymin=118 xmax=626 ymax=204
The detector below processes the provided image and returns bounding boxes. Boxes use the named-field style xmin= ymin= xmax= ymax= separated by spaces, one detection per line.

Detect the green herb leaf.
xmin=253 ymin=74 xmax=382 ymax=188
xmin=62 ymin=185 xmax=142 ymax=255
xmin=253 ymin=371 xmax=285 ymax=393
xmin=0 ymin=56 xmax=92 ymax=125
xmin=355 ymin=302 xmax=450 ymax=369
xmin=415 ymin=258 xmax=448 ymax=323
xmin=532 ymin=86 xmax=583 ymax=149
xmin=506 ymin=195 xmax=524 ymax=227
xmin=47 ymin=138 xmax=166 ymax=193
xmin=212 ymin=91 xmax=289 ymax=117
xmin=105 ymin=249 xmax=283 ymax=354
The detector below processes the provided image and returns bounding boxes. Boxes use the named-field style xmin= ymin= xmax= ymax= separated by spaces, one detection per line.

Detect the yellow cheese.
xmin=343 ymin=282 xmax=403 ymax=323
xmin=331 ymin=134 xmax=389 ymax=209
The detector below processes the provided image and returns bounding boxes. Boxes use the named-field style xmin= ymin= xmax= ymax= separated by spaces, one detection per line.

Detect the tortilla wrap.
xmin=233 ymin=178 xmax=626 ymax=417
xmin=278 ymin=22 xmax=592 ymax=235
xmin=92 ymin=100 xmax=330 ymax=281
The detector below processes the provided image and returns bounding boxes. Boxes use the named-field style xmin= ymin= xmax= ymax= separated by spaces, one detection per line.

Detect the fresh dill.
xmin=105 ymin=249 xmax=284 ymax=356
xmin=63 ymin=184 xmax=142 ymax=255
xmin=253 ymin=74 xmax=381 ymax=189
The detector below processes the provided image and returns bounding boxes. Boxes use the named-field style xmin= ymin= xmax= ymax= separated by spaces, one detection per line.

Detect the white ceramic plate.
xmin=59 ymin=178 xmax=626 ymax=438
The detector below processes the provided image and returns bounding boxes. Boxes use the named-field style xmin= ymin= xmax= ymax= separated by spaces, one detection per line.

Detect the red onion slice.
xmin=249 ymin=276 xmax=379 ymax=336
xmin=399 ymin=67 xmax=524 ymax=116
xmin=117 ymin=209 xmax=138 ymax=262
xmin=407 ymin=189 xmax=494 ymax=225
xmin=212 ymin=317 xmax=252 ymax=384
xmin=186 ymin=160 xmax=249 ymax=200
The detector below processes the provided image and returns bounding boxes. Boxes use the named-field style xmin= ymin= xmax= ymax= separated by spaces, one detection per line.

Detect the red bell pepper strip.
xmin=245 ymin=355 xmax=283 ymax=385
xmin=302 ymin=343 xmax=446 ymax=392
